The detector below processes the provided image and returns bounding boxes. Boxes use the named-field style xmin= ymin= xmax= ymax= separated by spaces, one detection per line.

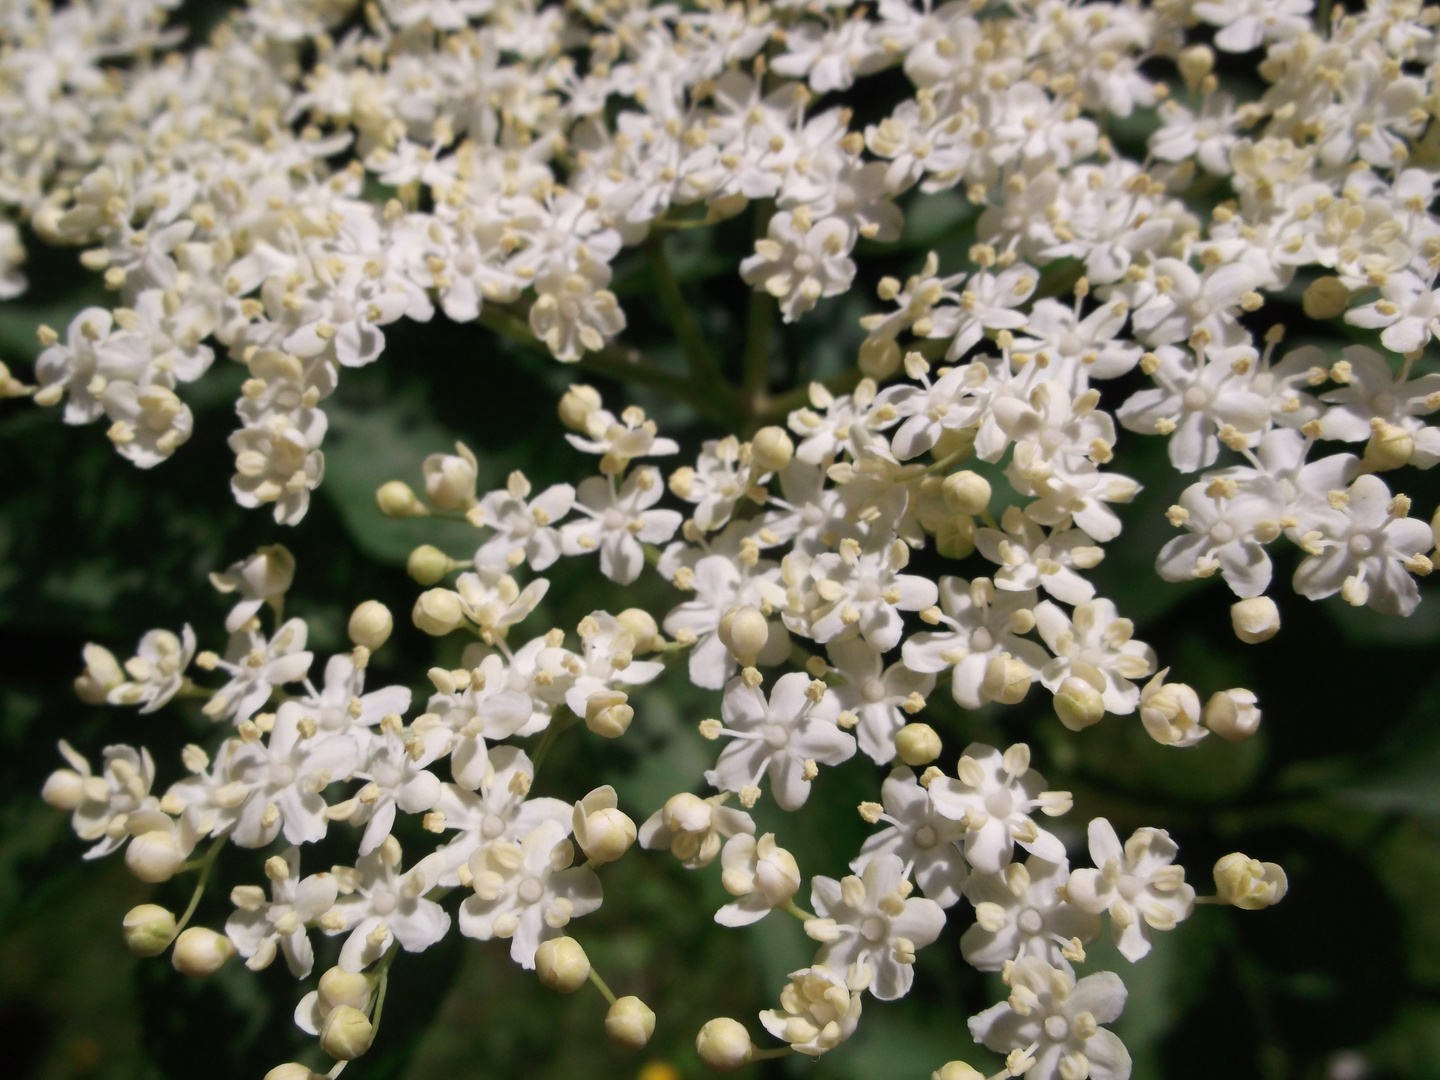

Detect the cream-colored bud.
xmin=1177 ymin=44 xmax=1214 ymax=88
xmin=1230 ymin=597 xmax=1280 ymax=643
xmin=348 ymin=601 xmax=393 ymax=650
xmin=422 ymin=442 xmax=478 ymax=510
xmin=122 ymin=904 xmax=177 ymax=957
xmin=407 ymin=544 xmax=452 ymax=586
xmin=375 ymin=480 xmax=427 ymax=518
xmin=171 ymin=927 xmax=235 ymax=977
xmin=751 ymin=426 xmax=794 ymax=473
xmin=616 ymin=608 xmax=659 ymax=653
xmin=1203 ymin=689 xmax=1261 ymax=742
xmin=126 ymin=830 xmax=186 ymax=883
xmin=1053 ymin=676 xmax=1105 ymax=731
xmin=942 ymin=471 xmax=992 ymax=516
xmin=695 ymin=1018 xmax=753 ymax=1072
xmin=41 ymin=768 xmax=86 ymax=810
xmin=1213 ymin=852 xmax=1288 ymax=909
xmin=535 ymin=936 xmax=590 ymax=993
xmin=981 ymin=654 xmax=1032 ymax=705
xmin=858 ymin=336 xmax=902 ymax=380
xmin=895 ymin=723 xmax=942 ymax=766
xmin=580 ymin=807 xmax=637 ymax=865
xmin=935 ymin=514 xmax=977 ymax=559
xmin=318 ymin=967 xmax=372 ymax=1018
xmin=412 ymin=589 xmax=464 ymax=635
xmin=75 ymin=643 xmax=124 ymax=703
xmin=559 ymin=384 xmax=603 ymax=431
xmin=320 ymin=1005 xmax=374 ymax=1061
xmin=933 ymin=1063 xmax=985 ymax=1080
xmin=263 ymin=1064 xmax=324 ymax=1080
xmin=605 ymin=995 xmax=656 ymax=1050
xmin=1364 ymin=422 xmax=1414 ymax=471
xmin=585 ymin=690 xmax=634 ymax=738
xmin=718 ymin=605 xmax=770 ymax=667
xmin=1301 ymin=276 xmax=1350 ymax=321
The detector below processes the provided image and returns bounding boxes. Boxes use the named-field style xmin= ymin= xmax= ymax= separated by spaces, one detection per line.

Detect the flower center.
xmin=1018 ymin=908 xmax=1044 ymax=935
xmin=372 ymin=887 xmax=397 ymax=916
xmin=1044 ymin=1015 xmax=1070 ymax=1041
xmin=518 ymin=877 xmax=545 ymax=905
xmin=862 ymin=679 xmax=887 ymax=704
xmin=763 ymin=723 xmax=791 ymax=749
xmin=985 ymin=789 xmax=1014 ymax=818
xmin=1348 ymin=533 xmax=1374 ymax=557
xmin=860 ymin=915 xmax=888 ymax=942
xmin=914 ymin=825 xmax=937 ymax=849
xmin=482 ymin=813 xmax=507 ymax=840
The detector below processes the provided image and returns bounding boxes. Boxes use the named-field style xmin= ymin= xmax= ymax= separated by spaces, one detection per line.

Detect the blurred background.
xmin=3 ymin=4 xmax=1440 ymax=1079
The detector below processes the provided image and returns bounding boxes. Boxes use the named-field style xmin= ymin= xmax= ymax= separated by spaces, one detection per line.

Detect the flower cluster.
xmin=26 ymin=0 xmax=1440 ymax=1076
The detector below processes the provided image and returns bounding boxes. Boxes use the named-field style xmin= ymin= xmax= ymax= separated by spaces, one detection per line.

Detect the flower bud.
xmin=717 ymin=605 xmax=770 ymax=667
xmin=695 ymin=1018 xmax=753 ymax=1072
xmin=412 ymin=589 xmax=464 ymax=636
xmin=942 ymin=470 xmax=992 ymax=516
xmin=407 ymin=544 xmax=452 ymax=585
xmin=751 ymin=426 xmax=794 ymax=473
xmin=122 ymin=904 xmax=177 ymax=957
xmin=1177 ymin=44 xmax=1214 ymax=89
xmin=1139 ymin=672 xmax=1204 ymax=746
xmin=894 ymin=723 xmax=942 ymax=766
xmin=41 ymin=768 xmax=86 ymax=810
xmin=318 ymin=967 xmax=372 ymax=1018
xmin=933 ymin=1063 xmax=985 ymax=1080
xmin=616 ymin=608 xmax=659 ymax=653
xmin=558 ymin=384 xmax=603 ymax=431
xmin=375 ymin=480 xmax=427 ymax=518
xmin=348 ymin=601 xmax=393 ymax=651
xmin=75 ymin=643 xmax=124 ymax=703
xmin=422 ymin=442 xmax=478 ymax=510
xmin=264 ymin=1064 xmax=324 ymax=1080
xmin=535 ymin=936 xmax=590 ymax=993
xmin=1364 ymin=421 xmax=1414 ymax=471
xmin=934 ymin=515 xmax=976 ymax=559
xmin=1301 ymin=276 xmax=1350 ymax=321
xmin=1230 ymin=597 xmax=1280 ymax=644
xmin=579 ymin=807 xmax=637 ymax=865
xmin=584 ymin=690 xmax=633 ymax=738
xmin=320 ymin=1005 xmax=375 ymax=1061
xmin=1213 ymin=853 xmax=1288 ymax=909
xmin=126 ymin=829 xmax=185 ymax=883
xmin=1203 ymin=689 xmax=1261 ymax=742
xmin=981 ymin=653 xmax=1031 ymax=705
xmin=858 ymin=336 xmax=901 ymax=380
xmin=1053 ymin=676 xmax=1106 ymax=731
xmin=171 ymin=927 xmax=235 ymax=977
xmin=605 ymin=996 xmax=656 ymax=1051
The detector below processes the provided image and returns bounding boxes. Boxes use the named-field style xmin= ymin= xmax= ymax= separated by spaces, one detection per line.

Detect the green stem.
xmin=478 ymin=306 xmax=735 ymax=426
xmin=749 ymin=1047 xmax=795 ymax=1062
xmin=781 ymin=898 xmax=816 ymax=922
xmin=754 ymin=369 xmax=862 ymax=427
xmin=531 ymin=708 xmax=578 ymax=774
xmin=741 ymin=201 xmax=776 ymax=425
xmin=175 ymin=832 xmax=228 ymax=933
xmin=588 ymin=967 xmax=618 ymax=1007
xmin=643 ymin=233 xmax=735 ymax=416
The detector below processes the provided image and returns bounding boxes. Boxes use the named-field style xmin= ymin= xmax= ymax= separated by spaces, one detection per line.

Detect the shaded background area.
xmin=3 ymin=3 xmax=1440 ymax=1079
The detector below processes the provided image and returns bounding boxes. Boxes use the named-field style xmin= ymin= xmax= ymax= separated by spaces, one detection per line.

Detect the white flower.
xmin=44 ymin=741 xmax=156 ymax=859
xmin=805 ymin=536 xmax=939 ymax=652
xmin=454 ymin=566 xmax=551 ymax=639
xmin=425 ymin=653 xmax=533 ymax=790
xmin=1065 ymin=819 xmax=1196 ymax=963
xmin=1155 ymin=474 xmax=1287 ymax=597
xmin=106 ymin=625 xmax=195 ymax=713
xmin=974 ymin=509 xmax=1102 ymax=605
xmin=528 ymin=259 xmax=625 ymax=362
xmin=968 ymin=957 xmax=1131 ymax=1080
xmin=1320 ymin=345 xmax=1440 ymax=468
xmin=228 ymin=408 xmax=327 ymax=525
xmin=561 ymin=467 xmax=683 ymax=585
xmin=638 ymin=791 xmax=756 ymax=869
xmin=209 ymin=545 xmax=295 ymax=633
xmin=565 ymin=404 xmax=680 ymax=463
xmin=330 ymin=845 xmax=452 ymax=972
xmin=741 ymin=210 xmax=856 ymax=323
xmin=853 ymin=766 xmax=968 ymax=909
xmin=1032 ymin=600 xmax=1156 ymax=716
xmin=1192 ymin=0 xmax=1313 ymax=52
xmin=458 ymin=818 xmax=602 ymax=969
xmin=338 ymin=728 xmax=446 ymax=856
xmin=808 ymin=854 xmax=947 ymax=1001
xmin=663 ymin=551 xmax=783 ymax=690
xmin=706 ymin=671 xmax=855 ymax=811
xmin=902 ymin=577 xmax=1049 ymax=711
xmin=226 ymin=848 xmax=337 ymax=978
xmin=759 ymin=966 xmax=863 ymax=1057
xmin=298 ymin=652 xmax=412 ymax=743
xmin=960 ymin=857 xmax=1100 ymax=972
xmin=1292 ymin=473 xmax=1434 ymax=615
xmin=828 ymin=638 xmax=934 ymax=765
xmin=475 ymin=474 xmax=574 ymax=571
xmin=203 ymin=618 xmax=314 ymax=724
xmin=715 ymin=832 xmax=802 ymax=927
xmin=928 ymin=743 xmax=1070 ymax=875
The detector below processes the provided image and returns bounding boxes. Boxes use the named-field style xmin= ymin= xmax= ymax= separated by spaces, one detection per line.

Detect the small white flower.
xmin=715 ymin=832 xmax=801 ymax=927
xmin=1065 ymin=818 xmax=1196 ymax=963
xmin=928 ymin=743 xmax=1070 ymax=875
xmin=330 ymin=845 xmax=452 ymax=972
xmin=853 ymin=766 xmax=968 ymax=908
xmin=561 ymin=467 xmax=683 ymax=585
xmin=226 ymin=848 xmax=337 ymax=978
xmin=960 ymin=857 xmax=1100 ymax=972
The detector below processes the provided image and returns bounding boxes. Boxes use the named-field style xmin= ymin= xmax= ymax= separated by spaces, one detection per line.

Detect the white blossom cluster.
xmin=23 ymin=0 xmax=1440 ymax=1076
